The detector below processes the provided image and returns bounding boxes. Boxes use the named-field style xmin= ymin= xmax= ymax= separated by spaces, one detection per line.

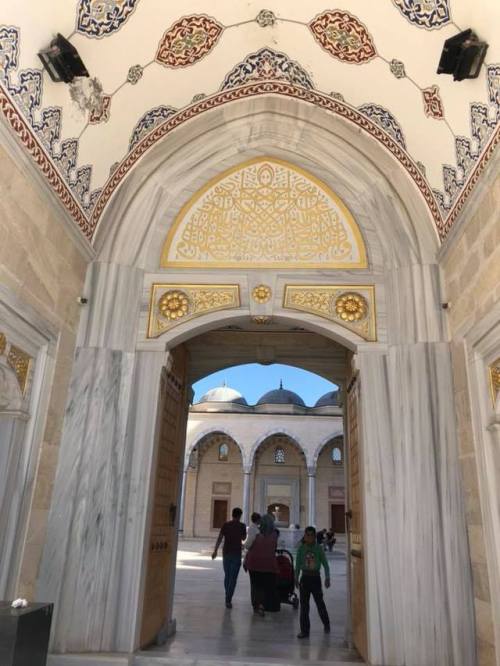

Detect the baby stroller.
xmin=275 ymin=549 xmax=299 ymax=609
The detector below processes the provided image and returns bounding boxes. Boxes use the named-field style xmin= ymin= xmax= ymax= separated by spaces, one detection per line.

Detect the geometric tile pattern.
xmin=156 ymin=15 xmax=223 ymax=68
xmin=309 ymin=10 xmax=377 ymax=63
xmin=392 ymin=0 xmax=451 ymax=29
xmin=76 ymin=0 xmax=139 ymax=38
xmin=221 ymin=47 xmax=314 ymax=90
xmin=358 ymin=103 xmax=406 ymax=149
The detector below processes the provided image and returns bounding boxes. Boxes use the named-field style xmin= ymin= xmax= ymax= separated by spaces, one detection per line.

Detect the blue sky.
xmin=192 ymin=363 xmax=338 ymax=407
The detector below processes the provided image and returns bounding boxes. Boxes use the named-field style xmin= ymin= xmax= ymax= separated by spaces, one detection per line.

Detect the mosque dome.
xmin=314 ymin=390 xmax=340 ymax=408
xmin=256 ymin=382 xmax=305 ymax=407
xmin=198 ymin=385 xmax=248 ymax=405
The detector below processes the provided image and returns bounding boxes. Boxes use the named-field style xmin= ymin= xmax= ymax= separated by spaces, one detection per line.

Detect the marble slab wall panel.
xmin=356 ymin=351 xmax=403 ymax=666
xmin=385 ymin=264 xmax=445 ymax=346
xmin=388 ymin=343 xmax=476 ymax=666
xmin=0 ymin=416 xmax=28 ymax=597
xmin=77 ymin=263 xmax=144 ymax=352
xmin=37 ymin=347 xmax=136 ymax=652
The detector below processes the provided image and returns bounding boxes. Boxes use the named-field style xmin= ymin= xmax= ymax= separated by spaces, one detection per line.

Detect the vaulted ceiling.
xmin=0 ymin=0 xmax=498 ymax=244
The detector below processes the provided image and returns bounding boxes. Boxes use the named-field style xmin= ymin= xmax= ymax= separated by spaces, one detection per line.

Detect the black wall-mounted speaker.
xmin=38 ymin=34 xmax=89 ymax=83
xmin=437 ymin=29 xmax=488 ymax=81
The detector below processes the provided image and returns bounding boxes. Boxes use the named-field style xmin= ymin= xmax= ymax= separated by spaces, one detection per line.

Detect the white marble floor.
xmin=138 ymin=538 xmax=362 ymax=665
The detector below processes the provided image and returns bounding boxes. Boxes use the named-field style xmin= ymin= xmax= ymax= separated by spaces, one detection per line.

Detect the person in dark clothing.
xmin=295 ymin=525 xmax=331 ymax=638
xmin=212 ymin=507 xmax=247 ymax=608
xmin=244 ymin=513 xmax=279 ymax=616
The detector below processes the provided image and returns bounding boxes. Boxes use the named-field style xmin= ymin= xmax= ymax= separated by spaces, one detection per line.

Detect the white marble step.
xmin=133 ymin=655 xmax=359 ymax=666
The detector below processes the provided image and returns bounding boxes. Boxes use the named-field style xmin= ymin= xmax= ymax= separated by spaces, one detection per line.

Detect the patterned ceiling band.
xmin=161 ymin=157 xmax=367 ymax=269
xmin=148 ymin=284 xmax=240 ymax=338
xmin=283 ymin=285 xmax=376 ymax=341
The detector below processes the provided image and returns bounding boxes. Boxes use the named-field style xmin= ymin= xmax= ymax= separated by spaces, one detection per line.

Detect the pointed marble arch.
xmin=184 ymin=427 xmax=243 ymax=471
xmin=160 ymin=156 xmax=367 ymax=269
xmin=311 ymin=431 xmax=344 ymax=469
xmin=248 ymin=428 xmax=308 ymax=469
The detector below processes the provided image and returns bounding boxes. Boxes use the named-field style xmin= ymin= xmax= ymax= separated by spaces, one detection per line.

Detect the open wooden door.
xmin=140 ymin=345 xmax=189 ymax=648
xmin=346 ymin=372 xmax=368 ymax=661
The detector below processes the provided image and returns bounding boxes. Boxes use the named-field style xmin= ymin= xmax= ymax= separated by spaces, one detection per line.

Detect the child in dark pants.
xmin=295 ymin=526 xmax=331 ymax=638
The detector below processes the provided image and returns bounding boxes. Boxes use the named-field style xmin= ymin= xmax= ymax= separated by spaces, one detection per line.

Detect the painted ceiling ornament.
xmin=256 ymin=10 xmax=276 ymax=27
xmin=76 ymin=0 xmax=139 ymax=38
xmin=422 ymin=85 xmax=444 ymax=119
xmin=330 ymin=91 xmax=345 ymax=102
xmin=252 ymin=285 xmax=272 ymax=304
xmin=89 ymin=94 xmax=111 ymax=123
xmin=309 ymin=10 xmax=377 ymax=64
xmin=127 ymin=64 xmax=143 ymax=85
xmin=155 ymin=14 xmax=223 ymax=68
xmin=158 ymin=290 xmax=190 ymax=321
xmin=129 ymin=105 xmax=176 ymax=151
xmin=392 ymin=0 xmax=451 ymax=30
xmin=390 ymin=59 xmax=406 ymax=79
xmin=191 ymin=92 xmax=206 ymax=103
xmin=358 ymin=103 xmax=406 ymax=149
xmin=334 ymin=292 xmax=368 ymax=322
xmin=221 ymin=48 xmax=313 ymax=90
xmin=487 ymin=65 xmax=500 ymax=107
xmin=161 ymin=157 xmax=367 ymax=268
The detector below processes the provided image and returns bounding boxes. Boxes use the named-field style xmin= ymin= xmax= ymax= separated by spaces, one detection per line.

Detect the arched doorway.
xmin=37 ymin=97 xmax=475 ymax=666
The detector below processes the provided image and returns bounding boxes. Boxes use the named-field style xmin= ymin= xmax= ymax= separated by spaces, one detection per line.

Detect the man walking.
xmin=212 ymin=507 xmax=247 ymax=608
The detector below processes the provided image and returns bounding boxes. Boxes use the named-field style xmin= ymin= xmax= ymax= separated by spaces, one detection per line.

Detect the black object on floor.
xmin=0 ymin=601 xmax=53 ymax=666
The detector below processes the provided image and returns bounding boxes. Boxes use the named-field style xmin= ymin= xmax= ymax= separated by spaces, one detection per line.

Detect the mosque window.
xmin=274 ymin=446 xmax=285 ymax=464
xmin=332 ymin=447 xmax=342 ymax=465
xmin=218 ymin=443 xmax=229 ymax=461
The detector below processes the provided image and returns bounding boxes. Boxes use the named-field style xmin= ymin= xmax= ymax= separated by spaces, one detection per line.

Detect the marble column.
xmin=356 ymin=344 xmax=476 ymax=666
xmin=37 ymin=263 xmax=172 ymax=654
xmin=242 ymin=469 xmax=251 ymax=525
xmin=307 ymin=467 xmax=316 ymax=527
xmin=178 ymin=469 xmax=188 ymax=533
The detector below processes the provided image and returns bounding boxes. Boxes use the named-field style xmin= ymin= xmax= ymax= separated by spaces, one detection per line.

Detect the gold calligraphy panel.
xmin=161 ymin=157 xmax=367 ymax=268
xmin=283 ymin=285 xmax=376 ymax=341
xmin=489 ymin=358 xmax=500 ymax=407
xmin=148 ymin=284 xmax=240 ymax=338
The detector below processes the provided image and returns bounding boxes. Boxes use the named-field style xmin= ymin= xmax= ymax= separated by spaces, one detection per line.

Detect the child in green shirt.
xmin=295 ymin=526 xmax=331 ymax=638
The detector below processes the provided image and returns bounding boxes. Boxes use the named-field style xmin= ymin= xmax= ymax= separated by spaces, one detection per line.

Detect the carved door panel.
xmin=140 ymin=346 xmax=188 ymax=648
xmin=346 ymin=374 xmax=368 ymax=661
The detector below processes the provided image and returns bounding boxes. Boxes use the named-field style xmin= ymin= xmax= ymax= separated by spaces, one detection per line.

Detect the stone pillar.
xmin=307 ymin=467 xmax=316 ymax=527
xmin=37 ymin=263 xmax=171 ymax=654
xmin=178 ymin=469 xmax=188 ymax=533
xmin=355 ymin=344 xmax=476 ymax=666
xmin=242 ymin=469 xmax=251 ymax=525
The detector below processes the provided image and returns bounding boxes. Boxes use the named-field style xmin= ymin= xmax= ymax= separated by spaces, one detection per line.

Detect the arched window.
xmin=332 ymin=446 xmax=342 ymax=465
xmin=218 ymin=443 xmax=229 ymax=461
xmin=274 ymin=446 xmax=285 ymax=464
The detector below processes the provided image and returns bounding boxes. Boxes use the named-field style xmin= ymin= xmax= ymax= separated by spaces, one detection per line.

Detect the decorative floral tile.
xmin=309 ymin=10 xmax=376 ymax=64
xmin=392 ymin=0 xmax=451 ymax=29
xmin=156 ymin=14 xmax=223 ymax=68
xmin=77 ymin=0 xmax=139 ymax=38
xmin=221 ymin=47 xmax=313 ymax=90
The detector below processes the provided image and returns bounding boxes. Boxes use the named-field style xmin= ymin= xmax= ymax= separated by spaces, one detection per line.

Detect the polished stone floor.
xmin=138 ymin=538 xmax=362 ymax=665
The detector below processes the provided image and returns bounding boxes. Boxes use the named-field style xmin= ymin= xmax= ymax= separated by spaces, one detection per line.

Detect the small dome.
xmin=314 ymin=390 xmax=340 ymax=408
xmin=257 ymin=381 xmax=305 ymax=407
xmin=198 ymin=385 xmax=248 ymax=405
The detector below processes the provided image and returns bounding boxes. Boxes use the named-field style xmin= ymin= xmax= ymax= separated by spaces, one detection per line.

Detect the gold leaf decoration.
xmin=148 ymin=284 xmax=240 ymax=338
xmin=490 ymin=359 xmax=500 ymax=407
xmin=161 ymin=157 xmax=367 ymax=268
xmin=0 ymin=332 xmax=6 ymax=355
xmin=252 ymin=285 xmax=272 ymax=304
xmin=7 ymin=344 xmax=32 ymax=395
xmin=252 ymin=315 xmax=272 ymax=325
xmin=283 ymin=285 xmax=376 ymax=341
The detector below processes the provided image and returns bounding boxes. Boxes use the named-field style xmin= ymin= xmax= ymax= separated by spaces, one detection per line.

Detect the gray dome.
xmin=198 ymin=386 xmax=247 ymax=405
xmin=257 ymin=382 xmax=305 ymax=407
xmin=314 ymin=390 xmax=340 ymax=408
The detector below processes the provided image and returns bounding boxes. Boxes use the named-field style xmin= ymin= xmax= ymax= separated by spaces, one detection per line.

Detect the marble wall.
xmin=0 ymin=138 xmax=88 ymax=599
xmin=441 ymin=152 xmax=500 ymax=666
